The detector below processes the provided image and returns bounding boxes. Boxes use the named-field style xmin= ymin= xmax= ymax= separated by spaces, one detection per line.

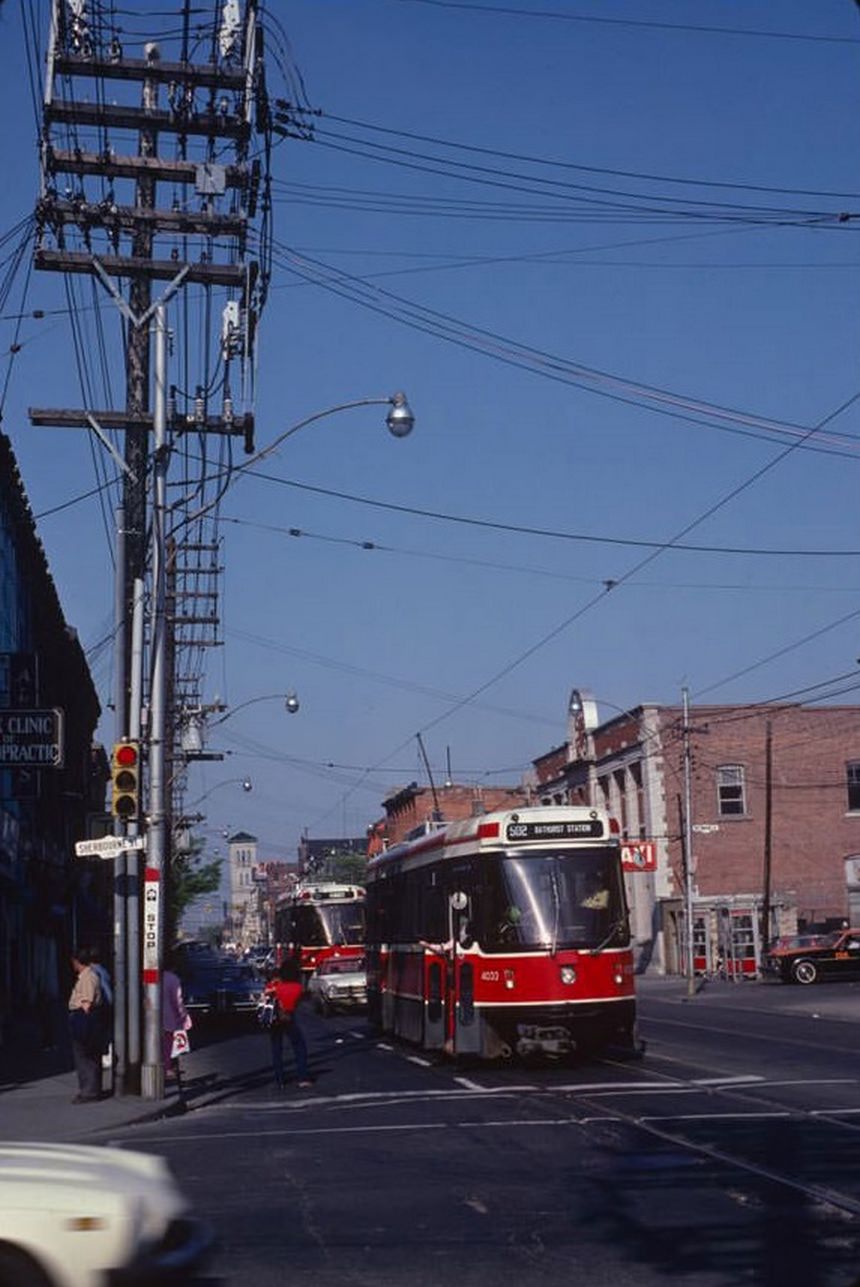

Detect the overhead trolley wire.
xmin=237 ymin=470 xmax=860 ymax=559
xmin=218 ymin=513 xmax=860 ymax=594
xmin=411 ymin=389 xmax=860 ymax=735
xmin=306 ymin=380 xmax=860 ymax=832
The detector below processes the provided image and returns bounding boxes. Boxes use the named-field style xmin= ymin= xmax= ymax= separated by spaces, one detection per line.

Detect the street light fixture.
xmin=385 ymin=391 xmax=414 ymax=438
xmin=183 ymin=776 xmax=254 ymax=810
xmin=209 ymin=691 xmax=301 ymax=727
xmin=173 ymin=392 xmax=416 ymax=531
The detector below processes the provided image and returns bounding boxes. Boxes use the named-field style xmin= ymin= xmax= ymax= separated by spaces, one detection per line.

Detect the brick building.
xmin=374 ymin=781 xmax=529 ymax=850
xmin=297 ymin=835 xmax=366 ymax=878
xmin=531 ymin=688 xmax=860 ymax=974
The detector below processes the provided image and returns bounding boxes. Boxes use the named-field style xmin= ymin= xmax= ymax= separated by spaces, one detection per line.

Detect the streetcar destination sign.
xmin=506 ymin=819 xmax=604 ymax=841
xmin=0 ymin=708 xmax=64 ymax=767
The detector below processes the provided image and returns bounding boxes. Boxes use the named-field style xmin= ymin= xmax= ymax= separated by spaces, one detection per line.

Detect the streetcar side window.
xmin=422 ymin=866 xmax=447 ymax=944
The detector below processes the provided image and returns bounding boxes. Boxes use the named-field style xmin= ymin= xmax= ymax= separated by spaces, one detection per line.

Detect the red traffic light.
xmin=115 ymin=743 xmax=138 ymax=768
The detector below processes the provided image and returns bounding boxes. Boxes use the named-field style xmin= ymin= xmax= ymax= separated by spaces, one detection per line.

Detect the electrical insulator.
xmin=194 ymin=386 xmax=205 ymax=425
xmin=223 ymin=394 xmax=233 ymax=424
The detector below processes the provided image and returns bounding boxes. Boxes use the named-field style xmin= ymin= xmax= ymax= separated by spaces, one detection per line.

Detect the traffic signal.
xmin=111 ymin=740 xmax=140 ymax=820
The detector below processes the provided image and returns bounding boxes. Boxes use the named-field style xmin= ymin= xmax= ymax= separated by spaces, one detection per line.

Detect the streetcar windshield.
xmin=291 ymin=902 xmax=365 ymax=948
xmin=482 ymin=848 xmax=627 ymax=952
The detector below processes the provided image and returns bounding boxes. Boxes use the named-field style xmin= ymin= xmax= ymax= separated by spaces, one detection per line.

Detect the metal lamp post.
xmin=140 ymin=383 xmax=415 ymax=1098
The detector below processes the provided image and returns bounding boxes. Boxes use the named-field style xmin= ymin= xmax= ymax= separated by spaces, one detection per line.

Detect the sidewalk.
xmin=636 ymin=970 xmax=860 ymax=1025
xmin=0 ymin=1016 xmax=228 ymax=1143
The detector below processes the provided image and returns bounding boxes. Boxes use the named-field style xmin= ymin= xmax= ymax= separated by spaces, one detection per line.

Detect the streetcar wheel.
xmin=792 ymin=958 xmax=819 ymax=986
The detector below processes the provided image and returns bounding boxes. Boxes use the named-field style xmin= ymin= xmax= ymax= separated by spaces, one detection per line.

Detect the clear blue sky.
xmin=1 ymin=0 xmax=859 ymax=870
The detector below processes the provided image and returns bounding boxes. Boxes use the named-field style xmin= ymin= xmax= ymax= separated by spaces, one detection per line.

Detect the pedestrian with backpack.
xmin=263 ymin=960 xmax=312 ymax=1089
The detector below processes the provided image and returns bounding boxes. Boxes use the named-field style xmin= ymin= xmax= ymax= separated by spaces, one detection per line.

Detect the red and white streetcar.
xmin=274 ymin=881 xmax=366 ymax=979
xmin=365 ymin=805 xmax=638 ymax=1060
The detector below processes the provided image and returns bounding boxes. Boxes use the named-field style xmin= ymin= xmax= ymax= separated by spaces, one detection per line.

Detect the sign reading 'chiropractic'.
xmin=0 ymin=709 xmax=64 ymax=767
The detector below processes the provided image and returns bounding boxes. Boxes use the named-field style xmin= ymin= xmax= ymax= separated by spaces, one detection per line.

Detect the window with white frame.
xmin=847 ymin=762 xmax=860 ymax=812
xmin=717 ymin=764 xmax=746 ymax=816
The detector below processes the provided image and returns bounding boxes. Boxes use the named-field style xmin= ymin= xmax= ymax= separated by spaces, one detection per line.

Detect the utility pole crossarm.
xmin=46 ymin=100 xmax=250 ymax=141
xmin=34 ymin=249 xmax=253 ymax=289
xmin=47 ymin=150 xmax=250 ymax=190
xmin=53 ymin=53 xmax=247 ymax=90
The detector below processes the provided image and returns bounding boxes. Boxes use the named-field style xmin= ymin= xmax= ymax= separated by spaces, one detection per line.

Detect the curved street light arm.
xmin=182 ymin=776 xmax=253 ymax=811
xmin=210 ymin=691 xmax=299 ymax=727
xmin=170 ymin=393 xmax=413 ymax=534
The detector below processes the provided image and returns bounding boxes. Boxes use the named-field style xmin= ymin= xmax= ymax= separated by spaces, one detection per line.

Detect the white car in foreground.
xmin=0 ymin=1143 xmax=214 ymax=1287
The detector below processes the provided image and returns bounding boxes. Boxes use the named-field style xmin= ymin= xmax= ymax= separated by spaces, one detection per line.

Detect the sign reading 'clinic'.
xmin=0 ymin=708 xmax=64 ymax=767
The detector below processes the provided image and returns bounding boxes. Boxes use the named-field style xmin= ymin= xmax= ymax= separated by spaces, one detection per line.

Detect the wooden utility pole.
xmin=682 ymin=687 xmax=696 ymax=996
xmin=762 ymin=720 xmax=774 ymax=956
xmin=31 ymin=0 xmax=266 ymax=1096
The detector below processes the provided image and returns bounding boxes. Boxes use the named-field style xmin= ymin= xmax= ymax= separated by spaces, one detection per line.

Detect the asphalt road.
xmin=101 ymin=980 xmax=860 ymax=1287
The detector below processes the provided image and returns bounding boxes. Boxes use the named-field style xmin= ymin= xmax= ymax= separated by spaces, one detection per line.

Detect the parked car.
xmin=307 ymin=955 xmax=367 ymax=1015
xmin=176 ymin=948 xmax=264 ymax=1020
xmin=0 ymin=1142 xmax=213 ymax=1286
xmin=764 ymin=928 xmax=860 ymax=985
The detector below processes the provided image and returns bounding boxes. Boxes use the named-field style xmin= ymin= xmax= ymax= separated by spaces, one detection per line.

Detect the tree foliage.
xmin=306 ymin=849 xmax=367 ymax=885
xmin=167 ymin=836 xmax=221 ymax=943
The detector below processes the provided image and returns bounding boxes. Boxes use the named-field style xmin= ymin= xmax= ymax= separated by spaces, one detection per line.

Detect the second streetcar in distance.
xmin=364 ymin=805 xmax=637 ymax=1060
xmin=274 ymin=881 xmax=366 ymax=979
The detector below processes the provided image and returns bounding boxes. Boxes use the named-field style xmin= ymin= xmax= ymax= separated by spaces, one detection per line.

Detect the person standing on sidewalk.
xmin=264 ymin=960 xmax=312 ymax=1089
xmin=162 ymin=955 xmax=192 ymax=1079
xmin=88 ymin=944 xmax=114 ymax=1080
xmin=68 ymin=948 xmax=104 ymax=1103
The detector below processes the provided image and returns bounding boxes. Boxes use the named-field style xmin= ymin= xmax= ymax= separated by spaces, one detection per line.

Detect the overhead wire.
xmin=389 ymin=0 xmax=860 ymax=46
xmin=0 ymin=218 xmax=36 ymax=420
xmin=235 ymin=469 xmax=860 ymax=558
xmin=303 ymin=131 xmax=857 ymax=231
xmin=218 ymin=513 xmax=860 ymax=594
xmin=299 ymin=109 xmax=860 ymax=203
xmin=272 ymin=245 xmax=860 ymax=457
xmin=304 ymin=384 xmax=860 ymax=829
xmin=226 ymin=625 xmax=558 ymax=729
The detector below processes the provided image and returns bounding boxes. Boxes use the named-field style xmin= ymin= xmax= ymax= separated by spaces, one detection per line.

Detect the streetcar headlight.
xmin=613 ymin=967 xmax=624 ymax=986
xmin=560 ymin=965 xmax=577 ymax=985
xmin=504 ymin=969 xmax=516 ymax=990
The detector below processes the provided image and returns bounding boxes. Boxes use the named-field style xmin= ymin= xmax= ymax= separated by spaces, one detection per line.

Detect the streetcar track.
xmin=596 ymin=1051 xmax=860 ymax=1136
xmin=572 ymin=1092 xmax=860 ymax=1221
xmin=505 ymin=1054 xmax=860 ymax=1222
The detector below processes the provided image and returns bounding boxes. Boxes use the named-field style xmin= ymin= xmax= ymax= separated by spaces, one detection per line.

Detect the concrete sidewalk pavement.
xmin=636 ymin=970 xmax=860 ymax=1024
xmin=0 ymin=1020 xmax=230 ymax=1143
